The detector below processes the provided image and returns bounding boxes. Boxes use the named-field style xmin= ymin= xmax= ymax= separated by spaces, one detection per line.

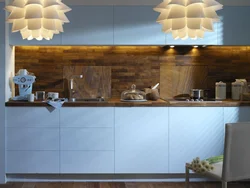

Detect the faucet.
xmin=69 ymin=75 xmax=83 ymax=102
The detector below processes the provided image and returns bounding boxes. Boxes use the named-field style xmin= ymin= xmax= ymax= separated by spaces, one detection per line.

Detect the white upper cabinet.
xmin=166 ymin=26 xmax=218 ymax=45
xmin=9 ymin=27 xmax=62 ymax=46
xmin=114 ymin=6 xmax=166 ymax=45
xmin=62 ymin=6 xmax=114 ymax=45
xmin=218 ymin=7 xmax=250 ymax=45
xmin=166 ymin=19 xmax=219 ymax=45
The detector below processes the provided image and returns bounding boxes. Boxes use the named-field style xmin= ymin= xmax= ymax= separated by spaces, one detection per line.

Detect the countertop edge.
xmin=5 ymin=99 xmax=250 ymax=107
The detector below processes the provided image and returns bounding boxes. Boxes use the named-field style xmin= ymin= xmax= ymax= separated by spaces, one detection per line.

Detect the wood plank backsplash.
xmin=15 ymin=46 xmax=250 ymax=99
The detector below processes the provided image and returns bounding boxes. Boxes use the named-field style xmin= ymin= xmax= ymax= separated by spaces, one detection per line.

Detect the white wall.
xmin=0 ymin=0 xmax=15 ymax=184
xmin=0 ymin=2 xmax=5 ymax=184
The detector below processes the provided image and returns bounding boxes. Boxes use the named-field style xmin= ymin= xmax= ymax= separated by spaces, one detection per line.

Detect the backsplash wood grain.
xmin=15 ymin=46 xmax=250 ymax=99
xmin=63 ymin=66 xmax=111 ymax=99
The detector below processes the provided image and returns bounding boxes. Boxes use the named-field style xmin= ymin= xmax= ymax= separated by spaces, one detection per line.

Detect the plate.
xmin=120 ymin=99 xmax=147 ymax=102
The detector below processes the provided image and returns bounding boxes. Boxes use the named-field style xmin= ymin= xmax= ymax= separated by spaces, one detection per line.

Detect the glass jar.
xmin=121 ymin=84 xmax=146 ymax=101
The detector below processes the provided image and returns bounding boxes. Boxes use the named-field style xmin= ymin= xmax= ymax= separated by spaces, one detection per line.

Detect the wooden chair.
xmin=185 ymin=122 xmax=250 ymax=188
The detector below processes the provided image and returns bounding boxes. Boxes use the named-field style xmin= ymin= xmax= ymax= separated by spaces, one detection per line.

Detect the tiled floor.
xmin=0 ymin=182 xmax=250 ymax=188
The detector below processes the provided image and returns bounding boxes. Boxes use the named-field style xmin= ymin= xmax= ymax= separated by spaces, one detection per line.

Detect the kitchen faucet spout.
xmin=69 ymin=75 xmax=83 ymax=101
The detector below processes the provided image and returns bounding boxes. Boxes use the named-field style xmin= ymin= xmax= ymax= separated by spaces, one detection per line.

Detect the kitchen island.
xmin=4 ymin=100 xmax=250 ymax=182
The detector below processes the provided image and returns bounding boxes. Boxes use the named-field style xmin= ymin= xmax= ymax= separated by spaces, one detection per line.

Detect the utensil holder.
xmin=144 ymin=88 xmax=160 ymax=101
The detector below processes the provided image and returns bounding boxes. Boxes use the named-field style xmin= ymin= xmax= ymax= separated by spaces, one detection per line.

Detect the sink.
xmin=69 ymin=98 xmax=107 ymax=102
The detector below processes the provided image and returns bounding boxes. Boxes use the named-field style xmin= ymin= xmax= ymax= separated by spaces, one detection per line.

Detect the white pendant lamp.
xmin=5 ymin=0 xmax=71 ymax=41
xmin=154 ymin=0 xmax=223 ymax=40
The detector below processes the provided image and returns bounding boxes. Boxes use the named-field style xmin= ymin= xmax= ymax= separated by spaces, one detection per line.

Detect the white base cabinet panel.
xmin=60 ymin=128 xmax=114 ymax=151
xmin=6 ymin=151 xmax=59 ymax=173
xmin=60 ymin=107 xmax=114 ymax=127
xmin=169 ymin=107 xmax=224 ymax=173
xmin=115 ymin=107 xmax=169 ymax=173
xmin=7 ymin=128 xmax=59 ymax=150
xmin=224 ymin=107 xmax=250 ymax=124
xmin=60 ymin=151 xmax=114 ymax=173
xmin=6 ymin=107 xmax=59 ymax=127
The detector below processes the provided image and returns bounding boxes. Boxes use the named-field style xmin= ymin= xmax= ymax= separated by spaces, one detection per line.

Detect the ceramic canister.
xmin=232 ymin=81 xmax=243 ymax=100
xmin=216 ymin=81 xmax=226 ymax=100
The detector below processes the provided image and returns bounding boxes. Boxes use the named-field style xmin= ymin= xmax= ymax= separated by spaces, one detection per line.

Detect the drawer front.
xmin=60 ymin=151 xmax=114 ymax=173
xmin=60 ymin=107 xmax=114 ymax=127
xmin=7 ymin=128 xmax=59 ymax=150
xmin=6 ymin=151 xmax=59 ymax=173
xmin=6 ymin=107 xmax=59 ymax=127
xmin=60 ymin=128 xmax=114 ymax=150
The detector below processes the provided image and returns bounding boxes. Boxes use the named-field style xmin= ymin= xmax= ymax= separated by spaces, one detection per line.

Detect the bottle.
xmin=216 ymin=81 xmax=226 ymax=100
xmin=232 ymin=81 xmax=243 ymax=100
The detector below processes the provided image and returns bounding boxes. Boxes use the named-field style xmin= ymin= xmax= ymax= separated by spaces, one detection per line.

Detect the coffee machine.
xmin=12 ymin=69 xmax=36 ymax=100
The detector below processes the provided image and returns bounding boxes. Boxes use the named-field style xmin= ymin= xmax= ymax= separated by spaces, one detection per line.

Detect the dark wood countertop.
xmin=5 ymin=99 xmax=250 ymax=107
xmin=5 ymin=99 xmax=168 ymax=107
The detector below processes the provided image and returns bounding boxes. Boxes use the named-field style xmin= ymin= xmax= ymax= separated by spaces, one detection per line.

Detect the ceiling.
xmin=2 ymin=0 xmax=250 ymax=6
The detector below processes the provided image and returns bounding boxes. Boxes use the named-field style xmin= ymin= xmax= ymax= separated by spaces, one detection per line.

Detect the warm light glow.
xmin=154 ymin=0 xmax=223 ymax=40
xmin=193 ymin=45 xmax=199 ymax=48
xmin=170 ymin=45 xmax=175 ymax=48
xmin=5 ymin=0 xmax=71 ymax=41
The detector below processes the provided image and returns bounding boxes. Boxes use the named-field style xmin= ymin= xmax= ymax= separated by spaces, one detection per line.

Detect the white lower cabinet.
xmin=6 ymin=151 xmax=59 ymax=173
xmin=59 ymin=107 xmax=115 ymax=173
xmin=169 ymin=107 xmax=224 ymax=173
xmin=224 ymin=107 xmax=250 ymax=124
xmin=7 ymin=128 xmax=59 ymax=150
xmin=60 ymin=151 xmax=114 ymax=173
xmin=7 ymin=106 xmax=248 ymax=175
xmin=6 ymin=107 xmax=60 ymax=174
xmin=60 ymin=128 xmax=114 ymax=151
xmin=115 ymin=107 xmax=169 ymax=173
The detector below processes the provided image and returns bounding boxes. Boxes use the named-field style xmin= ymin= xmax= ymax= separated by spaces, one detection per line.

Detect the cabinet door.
xmin=224 ymin=107 xmax=250 ymax=124
xmin=6 ymin=107 xmax=60 ymax=174
xmin=62 ymin=6 xmax=113 ymax=45
xmin=218 ymin=7 xmax=250 ymax=45
xmin=114 ymin=6 xmax=166 ymax=45
xmin=6 ymin=107 xmax=59 ymax=127
xmin=166 ymin=24 xmax=218 ymax=45
xmin=169 ymin=107 xmax=224 ymax=173
xmin=60 ymin=151 xmax=114 ymax=173
xmin=60 ymin=107 xmax=114 ymax=127
xmin=60 ymin=107 xmax=115 ymax=173
xmin=9 ymin=27 xmax=62 ymax=46
xmin=6 ymin=151 xmax=59 ymax=173
xmin=115 ymin=107 xmax=168 ymax=173
xmin=7 ymin=127 xmax=59 ymax=150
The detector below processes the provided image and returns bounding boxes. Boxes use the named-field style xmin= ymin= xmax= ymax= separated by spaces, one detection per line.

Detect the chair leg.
xmin=222 ymin=181 xmax=227 ymax=188
xmin=185 ymin=164 xmax=190 ymax=188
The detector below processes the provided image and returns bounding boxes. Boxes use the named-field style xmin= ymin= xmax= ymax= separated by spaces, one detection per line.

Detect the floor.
xmin=0 ymin=182 xmax=250 ymax=188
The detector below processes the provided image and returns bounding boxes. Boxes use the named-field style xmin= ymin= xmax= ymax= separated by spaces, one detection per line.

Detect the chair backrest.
xmin=222 ymin=122 xmax=250 ymax=182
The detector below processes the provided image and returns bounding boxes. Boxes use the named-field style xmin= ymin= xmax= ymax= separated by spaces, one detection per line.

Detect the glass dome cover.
xmin=121 ymin=84 xmax=146 ymax=101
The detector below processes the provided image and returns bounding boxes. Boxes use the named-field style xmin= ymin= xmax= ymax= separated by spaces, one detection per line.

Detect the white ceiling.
xmin=2 ymin=0 xmax=250 ymax=6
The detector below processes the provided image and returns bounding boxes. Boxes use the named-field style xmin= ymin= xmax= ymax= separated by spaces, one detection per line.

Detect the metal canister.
xmin=190 ymin=89 xmax=204 ymax=100
xmin=216 ymin=81 xmax=226 ymax=100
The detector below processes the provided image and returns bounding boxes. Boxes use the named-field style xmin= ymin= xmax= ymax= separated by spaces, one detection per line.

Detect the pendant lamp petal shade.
xmin=5 ymin=0 xmax=71 ymax=41
xmin=154 ymin=0 xmax=223 ymax=40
